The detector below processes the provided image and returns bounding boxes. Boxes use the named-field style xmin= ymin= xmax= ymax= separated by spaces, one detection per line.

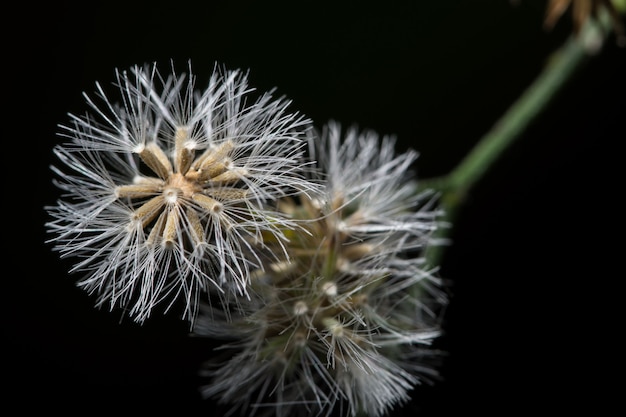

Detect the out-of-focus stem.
xmin=422 ymin=15 xmax=614 ymax=269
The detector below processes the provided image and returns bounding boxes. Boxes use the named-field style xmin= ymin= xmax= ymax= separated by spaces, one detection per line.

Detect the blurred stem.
xmin=421 ymin=16 xmax=613 ymax=269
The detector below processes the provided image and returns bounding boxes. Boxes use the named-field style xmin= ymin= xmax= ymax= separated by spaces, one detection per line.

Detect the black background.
xmin=6 ymin=1 xmax=625 ymax=415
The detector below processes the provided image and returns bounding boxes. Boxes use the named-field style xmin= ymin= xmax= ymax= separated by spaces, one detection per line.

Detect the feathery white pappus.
xmin=194 ymin=122 xmax=448 ymax=417
xmin=45 ymin=61 xmax=318 ymax=324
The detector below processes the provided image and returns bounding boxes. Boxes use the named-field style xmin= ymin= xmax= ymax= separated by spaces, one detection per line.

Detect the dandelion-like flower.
xmin=194 ymin=122 xmax=448 ymax=417
xmin=45 ymin=62 xmax=317 ymax=324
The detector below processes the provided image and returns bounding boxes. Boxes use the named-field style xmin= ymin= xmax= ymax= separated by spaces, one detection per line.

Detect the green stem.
xmin=449 ymin=38 xmax=587 ymax=191
xmin=422 ymin=17 xmax=612 ymax=269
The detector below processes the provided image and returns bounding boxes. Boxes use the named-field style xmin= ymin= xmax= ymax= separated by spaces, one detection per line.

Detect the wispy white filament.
xmin=45 ymin=61 xmax=318 ymax=324
xmin=195 ymin=122 xmax=447 ymax=417
xmin=45 ymin=58 xmax=448 ymax=416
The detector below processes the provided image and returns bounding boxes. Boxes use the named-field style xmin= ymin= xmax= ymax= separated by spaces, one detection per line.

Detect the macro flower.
xmin=45 ymin=62 xmax=317 ymax=324
xmin=194 ymin=122 xmax=448 ymax=417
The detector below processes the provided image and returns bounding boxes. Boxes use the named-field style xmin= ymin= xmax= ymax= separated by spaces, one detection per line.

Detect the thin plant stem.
xmin=422 ymin=16 xmax=614 ymax=269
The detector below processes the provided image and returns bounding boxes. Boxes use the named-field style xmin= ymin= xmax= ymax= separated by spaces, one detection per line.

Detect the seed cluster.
xmin=196 ymin=124 xmax=445 ymax=417
xmin=116 ymin=132 xmax=247 ymax=250
xmin=45 ymin=62 xmax=446 ymax=417
xmin=46 ymin=64 xmax=314 ymax=323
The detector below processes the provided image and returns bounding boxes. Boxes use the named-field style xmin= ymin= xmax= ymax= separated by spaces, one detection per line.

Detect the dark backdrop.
xmin=7 ymin=1 xmax=624 ymax=415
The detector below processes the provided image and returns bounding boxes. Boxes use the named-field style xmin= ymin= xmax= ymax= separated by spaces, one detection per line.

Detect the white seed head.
xmin=193 ymin=122 xmax=448 ymax=417
xmin=45 ymin=61 xmax=318 ymax=325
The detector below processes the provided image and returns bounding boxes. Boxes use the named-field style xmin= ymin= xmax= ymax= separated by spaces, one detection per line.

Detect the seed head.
xmin=45 ymin=62 xmax=318 ymax=324
xmin=194 ymin=122 xmax=447 ymax=417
